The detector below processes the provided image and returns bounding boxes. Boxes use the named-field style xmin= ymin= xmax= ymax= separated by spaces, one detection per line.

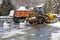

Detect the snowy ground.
xmin=1 ymin=29 xmax=29 ymax=38
xmin=48 ymin=21 xmax=60 ymax=28
xmin=48 ymin=21 xmax=60 ymax=40
xmin=0 ymin=18 xmax=60 ymax=40
xmin=50 ymin=31 xmax=60 ymax=40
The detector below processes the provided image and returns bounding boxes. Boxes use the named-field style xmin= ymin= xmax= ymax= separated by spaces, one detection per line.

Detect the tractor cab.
xmin=33 ymin=7 xmax=43 ymax=15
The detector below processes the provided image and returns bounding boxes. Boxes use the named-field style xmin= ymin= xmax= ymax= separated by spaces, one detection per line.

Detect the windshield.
xmin=33 ymin=7 xmax=43 ymax=14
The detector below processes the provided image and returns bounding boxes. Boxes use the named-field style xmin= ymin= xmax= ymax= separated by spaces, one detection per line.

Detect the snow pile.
xmin=9 ymin=6 xmax=28 ymax=16
xmin=1 ymin=29 xmax=29 ymax=38
xmin=17 ymin=6 xmax=27 ymax=10
xmin=48 ymin=21 xmax=60 ymax=28
xmin=50 ymin=31 xmax=60 ymax=40
xmin=19 ymin=22 xmax=26 ymax=28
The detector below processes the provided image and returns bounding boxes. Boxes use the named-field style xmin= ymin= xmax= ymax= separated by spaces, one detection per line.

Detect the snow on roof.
xmin=17 ymin=6 xmax=28 ymax=10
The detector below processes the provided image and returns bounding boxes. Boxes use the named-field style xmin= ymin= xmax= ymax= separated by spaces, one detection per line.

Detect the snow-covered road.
xmin=48 ymin=21 xmax=60 ymax=40
xmin=48 ymin=21 xmax=60 ymax=28
xmin=50 ymin=31 xmax=60 ymax=40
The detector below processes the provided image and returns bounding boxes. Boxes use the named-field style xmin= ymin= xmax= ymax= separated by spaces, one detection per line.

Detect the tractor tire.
xmin=37 ymin=17 xmax=45 ymax=24
xmin=29 ymin=21 xmax=33 ymax=24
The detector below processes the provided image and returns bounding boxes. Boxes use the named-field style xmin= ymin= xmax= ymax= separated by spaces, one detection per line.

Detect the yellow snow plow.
xmin=26 ymin=7 xmax=55 ymax=24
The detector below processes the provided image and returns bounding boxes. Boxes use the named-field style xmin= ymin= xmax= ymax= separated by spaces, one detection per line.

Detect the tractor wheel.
xmin=37 ymin=17 xmax=45 ymax=24
xmin=29 ymin=21 xmax=33 ymax=24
